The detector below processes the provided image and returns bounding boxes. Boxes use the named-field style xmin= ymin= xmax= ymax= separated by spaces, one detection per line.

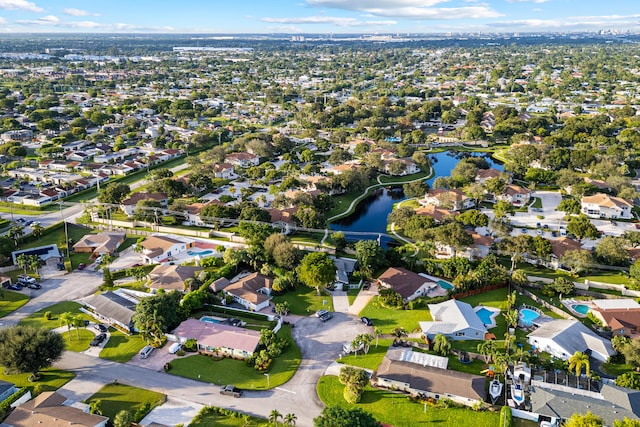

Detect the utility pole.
xmin=59 ymin=202 xmax=69 ymax=261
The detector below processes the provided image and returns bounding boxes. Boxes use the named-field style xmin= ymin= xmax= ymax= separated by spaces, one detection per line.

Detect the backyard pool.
xmin=476 ymin=307 xmax=496 ymax=326
xmin=200 ymin=316 xmax=223 ymax=324
xmin=187 ymin=249 xmax=214 ymax=256
xmin=437 ymin=280 xmax=454 ymax=290
xmin=519 ymin=308 xmax=540 ymax=326
xmin=572 ymin=304 xmax=590 ymax=315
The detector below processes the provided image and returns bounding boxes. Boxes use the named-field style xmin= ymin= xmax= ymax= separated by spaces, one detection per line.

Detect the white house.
xmin=212 ymin=163 xmax=237 ymax=179
xmin=120 ymin=192 xmax=168 ymax=217
xmin=581 ymin=193 xmax=633 ymax=219
xmin=419 ymin=299 xmax=488 ymax=341
xmin=527 ymin=319 xmax=614 ymax=362
xmin=210 ymin=272 xmax=273 ymax=312
xmin=226 ymin=152 xmax=260 ymax=168
xmin=499 ymin=184 xmax=532 ymax=205
xmin=138 ymin=234 xmax=195 ymax=264
xmin=377 ymin=267 xmax=437 ymax=302
xmin=419 ymin=188 xmax=475 ymax=211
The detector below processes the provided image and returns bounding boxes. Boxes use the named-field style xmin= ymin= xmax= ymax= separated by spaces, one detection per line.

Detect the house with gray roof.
xmin=527 ymin=319 xmax=614 ymax=362
xmin=81 ymin=291 xmax=137 ymax=333
xmin=419 ymin=299 xmax=488 ymax=341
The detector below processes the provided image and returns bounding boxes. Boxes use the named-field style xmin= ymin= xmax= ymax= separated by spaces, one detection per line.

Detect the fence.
xmin=513 ymin=285 xmax=573 ymax=320
xmin=451 ymin=283 xmax=507 ymax=300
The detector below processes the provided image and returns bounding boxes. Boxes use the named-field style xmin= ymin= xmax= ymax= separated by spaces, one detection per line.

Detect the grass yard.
xmin=20 ymin=223 xmax=92 ymax=251
xmin=530 ymin=197 xmax=543 ymax=209
xmin=337 ymin=339 xmax=392 ymax=371
xmin=0 ymin=367 xmax=74 ymax=392
xmin=85 ymin=383 xmax=165 ymax=421
xmin=190 ymin=408 xmax=268 ymax=427
xmin=581 ymin=271 xmax=631 ymax=286
xmin=272 ymin=287 xmax=334 ymax=316
xmin=0 ymin=290 xmax=29 ymax=317
xmin=169 ymin=326 xmax=300 ymax=390
xmin=347 ymin=287 xmax=360 ymax=306
xmin=100 ymin=330 xmax=147 ymax=363
xmin=358 ymin=297 xmax=432 ymax=334
xmin=19 ymin=301 xmax=91 ymax=330
xmin=60 ymin=328 xmax=95 ymax=352
xmin=601 ymin=362 xmax=633 ymax=377
xmin=317 ymin=375 xmax=500 ymax=427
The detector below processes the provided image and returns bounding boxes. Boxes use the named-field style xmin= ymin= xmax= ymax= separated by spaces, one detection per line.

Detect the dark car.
xmin=362 ymin=282 xmax=371 ymax=291
xmin=3 ymin=283 xmax=22 ymax=291
xmin=90 ymin=333 xmax=107 ymax=346
xmin=94 ymin=324 xmax=108 ymax=333
xmin=26 ymin=282 xmax=41 ymax=290
xmin=77 ymin=263 xmax=86 ymax=270
xmin=361 ymin=316 xmax=373 ymax=326
xmin=319 ymin=312 xmax=333 ymax=322
xmin=220 ymin=385 xmax=242 ymax=398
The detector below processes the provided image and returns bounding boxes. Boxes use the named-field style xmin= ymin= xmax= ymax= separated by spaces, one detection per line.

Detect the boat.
xmin=511 ymin=382 xmax=525 ymax=406
xmin=489 ymin=378 xmax=503 ymax=404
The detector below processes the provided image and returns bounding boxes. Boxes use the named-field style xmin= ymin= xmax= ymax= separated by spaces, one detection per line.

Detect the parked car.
xmin=94 ymin=255 xmax=103 ymax=264
xmin=139 ymin=345 xmax=154 ymax=359
xmin=319 ymin=312 xmax=333 ymax=322
xmin=362 ymin=282 xmax=371 ymax=291
xmin=90 ymin=333 xmax=107 ymax=346
xmin=220 ymin=385 xmax=242 ymax=398
xmin=3 ymin=282 xmax=22 ymax=291
xmin=17 ymin=275 xmax=36 ymax=286
xmin=315 ymin=309 xmax=329 ymax=318
xmin=168 ymin=342 xmax=182 ymax=354
xmin=26 ymin=282 xmax=41 ymax=290
xmin=94 ymin=324 xmax=108 ymax=333
xmin=77 ymin=263 xmax=86 ymax=270
xmin=361 ymin=316 xmax=373 ymax=326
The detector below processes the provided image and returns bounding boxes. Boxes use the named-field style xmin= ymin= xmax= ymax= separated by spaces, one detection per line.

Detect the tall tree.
xmin=566 ymin=214 xmax=599 ymax=242
xmin=564 ymin=411 xmax=603 ymax=427
xmin=568 ymin=351 xmax=590 ymax=377
xmin=354 ymin=240 xmax=384 ymax=278
xmin=97 ymin=182 xmax=131 ymax=205
xmin=314 ymin=406 xmax=381 ymax=427
xmin=297 ymin=252 xmax=336 ymax=295
xmin=0 ymin=326 xmax=64 ymax=376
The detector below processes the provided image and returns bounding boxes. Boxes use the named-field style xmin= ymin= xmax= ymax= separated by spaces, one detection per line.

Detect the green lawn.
xmin=100 ymin=330 xmax=148 ymax=363
xmin=272 ymin=287 xmax=334 ymax=316
xmin=0 ymin=290 xmax=29 ymax=317
xmin=581 ymin=271 xmax=631 ymax=286
xmin=347 ymin=287 xmax=360 ymax=306
xmin=20 ymin=223 xmax=93 ymax=250
xmin=190 ymin=407 xmax=268 ymax=427
xmin=60 ymin=328 xmax=95 ymax=352
xmin=317 ymin=375 xmax=500 ymax=427
xmin=85 ymin=383 xmax=165 ymax=421
xmin=338 ymin=339 xmax=393 ymax=371
xmin=531 ymin=197 xmax=543 ymax=209
xmin=169 ymin=326 xmax=301 ymax=390
xmin=358 ymin=297 xmax=432 ymax=334
xmin=19 ymin=301 xmax=91 ymax=329
xmin=601 ymin=362 xmax=633 ymax=376
xmin=0 ymin=367 xmax=74 ymax=392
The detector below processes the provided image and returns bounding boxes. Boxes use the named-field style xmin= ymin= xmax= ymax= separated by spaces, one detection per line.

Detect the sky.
xmin=0 ymin=0 xmax=638 ymax=34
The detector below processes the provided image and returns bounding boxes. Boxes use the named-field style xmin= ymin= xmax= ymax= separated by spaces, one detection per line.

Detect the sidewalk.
xmin=348 ymin=284 xmax=378 ymax=316
xmin=331 ymin=291 xmax=349 ymax=313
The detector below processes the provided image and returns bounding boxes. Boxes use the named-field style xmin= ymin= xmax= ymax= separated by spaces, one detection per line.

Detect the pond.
xmin=330 ymin=150 xmax=503 ymax=246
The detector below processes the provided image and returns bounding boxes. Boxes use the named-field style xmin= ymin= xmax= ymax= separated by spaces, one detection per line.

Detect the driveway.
xmin=1 ymin=270 xmax=104 ymax=326
xmin=139 ymin=396 xmax=203 ymax=427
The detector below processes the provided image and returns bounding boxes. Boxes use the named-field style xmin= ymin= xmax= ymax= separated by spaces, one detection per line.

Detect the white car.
xmin=94 ymin=255 xmax=103 ymax=264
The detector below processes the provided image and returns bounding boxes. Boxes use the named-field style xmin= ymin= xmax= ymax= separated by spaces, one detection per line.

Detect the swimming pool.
xmin=187 ymin=249 xmax=214 ymax=256
xmin=200 ymin=316 xmax=222 ymax=324
xmin=572 ymin=304 xmax=590 ymax=315
xmin=476 ymin=307 xmax=494 ymax=325
xmin=437 ymin=280 xmax=454 ymax=290
xmin=519 ymin=308 xmax=540 ymax=326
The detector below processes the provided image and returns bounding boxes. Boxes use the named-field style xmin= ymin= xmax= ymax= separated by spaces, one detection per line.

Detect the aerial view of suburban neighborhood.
xmin=1 ymin=1 xmax=640 ymax=427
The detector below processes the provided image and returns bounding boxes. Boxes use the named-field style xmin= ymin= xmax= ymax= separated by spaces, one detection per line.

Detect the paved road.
xmin=54 ymin=313 xmax=370 ymax=427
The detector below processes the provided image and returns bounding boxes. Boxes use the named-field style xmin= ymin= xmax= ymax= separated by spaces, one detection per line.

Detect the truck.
xmin=220 ymin=385 xmax=242 ymax=398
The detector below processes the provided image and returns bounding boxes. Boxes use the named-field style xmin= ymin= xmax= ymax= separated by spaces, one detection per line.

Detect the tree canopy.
xmin=0 ymin=326 xmax=65 ymax=375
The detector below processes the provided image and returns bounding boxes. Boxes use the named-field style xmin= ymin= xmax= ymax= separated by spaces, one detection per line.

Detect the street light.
xmin=264 ymin=373 xmax=270 ymax=387
xmin=59 ymin=202 xmax=69 ymax=261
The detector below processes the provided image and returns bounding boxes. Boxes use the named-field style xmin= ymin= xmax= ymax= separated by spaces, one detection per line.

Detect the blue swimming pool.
xmin=187 ymin=249 xmax=214 ymax=256
xmin=519 ymin=308 xmax=540 ymax=326
xmin=476 ymin=307 xmax=494 ymax=325
xmin=438 ymin=280 xmax=454 ymax=290
xmin=200 ymin=316 xmax=222 ymax=324
xmin=572 ymin=304 xmax=590 ymax=315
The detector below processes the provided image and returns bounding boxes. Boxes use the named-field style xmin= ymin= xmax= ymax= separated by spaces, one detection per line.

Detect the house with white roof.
xmin=419 ymin=299 xmax=488 ymax=341
xmin=581 ymin=193 xmax=633 ymax=219
xmin=527 ymin=319 xmax=614 ymax=362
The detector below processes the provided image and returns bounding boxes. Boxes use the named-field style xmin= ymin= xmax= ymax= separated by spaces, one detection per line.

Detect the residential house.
xmin=81 ymin=291 xmax=137 ymax=333
xmin=1 ymin=129 xmax=33 ymax=142
xmin=415 ymin=204 xmax=458 ymax=223
xmin=2 ymin=391 xmax=108 ymax=427
xmin=266 ymin=207 xmax=297 ymax=234
xmin=211 ymin=272 xmax=273 ymax=311
xmin=419 ymin=188 xmax=474 ymax=211
xmin=148 ymin=265 xmax=202 ymax=292
xmin=120 ymin=192 xmax=168 ymax=217
xmin=226 ymin=152 xmax=259 ymax=168
xmin=590 ymin=299 xmax=640 ymax=337
xmin=0 ymin=380 xmax=17 ymax=404
xmin=72 ymin=232 xmax=125 ymax=257
xmin=527 ymin=319 xmax=614 ymax=362
xmin=11 ymin=245 xmax=61 ymax=267
xmin=545 ymin=237 xmax=583 ymax=269
xmin=212 ymin=163 xmax=237 ymax=179
xmin=138 ymin=234 xmax=195 ymax=264
xmin=377 ymin=267 xmax=437 ymax=302
xmin=581 ymin=193 xmax=633 ymax=219
xmin=172 ymin=318 xmax=261 ymax=360
xmin=332 ymin=257 xmax=357 ymax=287
xmin=382 ymin=158 xmax=420 ymax=176
xmin=499 ymin=184 xmax=532 ymax=205
xmin=419 ymin=299 xmax=488 ymax=341
xmin=474 ymin=168 xmax=510 ymax=185
xmin=373 ymin=356 xmax=486 ymax=407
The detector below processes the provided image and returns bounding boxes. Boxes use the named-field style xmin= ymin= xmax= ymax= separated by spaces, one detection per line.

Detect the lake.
xmin=330 ymin=150 xmax=503 ymax=246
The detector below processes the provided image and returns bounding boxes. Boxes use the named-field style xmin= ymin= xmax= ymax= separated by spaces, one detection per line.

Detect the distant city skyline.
xmin=0 ymin=0 xmax=638 ymax=34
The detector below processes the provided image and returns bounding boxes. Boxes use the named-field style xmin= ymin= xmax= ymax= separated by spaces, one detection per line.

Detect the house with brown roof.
xmin=419 ymin=188 xmax=474 ymax=211
xmin=590 ymin=299 xmax=640 ymax=338
xmin=225 ymin=152 xmax=259 ymax=168
xmin=499 ymin=184 xmax=531 ymax=205
xmin=212 ymin=272 xmax=273 ymax=311
xmin=212 ymin=162 xmax=237 ymax=179
xmin=415 ymin=204 xmax=458 ymax=223
xmin=266 ymin=207 xmax=298 ymax=234
xmin=148 ymin=265 xmax=203 ymax=292
xmin=373 ymin=356 xmax=486 ymax=407
xmin=138 ymin=234 xmax=195 ymax=264
xmin=172 ymin=318 xmax=261 ymax=360
xmin=120 ymin=192 xmax=168 ymax=217
xmin=474 ymin=168 xmax=510 ymax=185
xmin=581 ymin=193 xmax=633 ymax=219
xmin=73 ymin=232 xmax=125 ymax=257
xmin=546 ymin=237 xmax=583 ymax=269
xmin=377 ymin=267 xmax=436 ymax=302
xmin=3 ymin=391 xmax=108 ymax=427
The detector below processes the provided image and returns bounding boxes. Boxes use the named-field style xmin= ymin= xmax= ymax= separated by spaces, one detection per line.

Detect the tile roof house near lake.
xmin=212 ymin=272 xmax=273 ymax=311
xmin=377 ymin=267 xmax=437 ymax=302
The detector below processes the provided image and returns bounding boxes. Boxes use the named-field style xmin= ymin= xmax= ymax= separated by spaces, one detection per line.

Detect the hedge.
xmin=0 ymin=387 xmax=29 ymax=412
xmin=499 ymin=406 xmax=512 ymax=427
xmin=203 ymin=304 xmax=271 ymax=321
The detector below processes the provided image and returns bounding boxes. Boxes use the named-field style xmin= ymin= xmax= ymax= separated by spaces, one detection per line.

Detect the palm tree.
xmin=514 ymin=347 xmax=529 ymax=363
xmin=269 ymin=409 xmax=282 ymax=426
xmin=477 ymin=340 xmax=496 ymax=363
xmin=433 ymin=334 xmax=451 ymax=356
xmin=8 ymin=225 xmax=23 ymax=247
xmin=503 ymin=309 xmax=519 ymax=331
xmin=72 ymin=315 xmax=85 ymax=340
xmin=59 ymin=312 xmax=74 ymax=340
xmin=568 ymin=351 xmax=590 ymax=377
xmin=510 ymin=269 xmax=528 ymax=287
xmin=391 ymin=327 xmax=407 ymax=340
xmin=31 ymin=222 xmax=44 ymax=239
xmin=88 ymin=399 xmax=102 ymax=415
xmin=283 ymin=413 xmax=297 ymax=426
xmin=373 ymin=326 xmax=382 ymax=348
xmin=359 ymin=333 xmax=374 ymax=354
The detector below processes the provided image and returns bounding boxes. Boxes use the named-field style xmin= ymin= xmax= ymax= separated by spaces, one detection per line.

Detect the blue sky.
xmin=0 ymin=0 xmax=638 ymax=34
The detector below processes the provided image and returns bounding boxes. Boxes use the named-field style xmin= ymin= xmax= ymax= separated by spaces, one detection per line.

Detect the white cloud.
xmin=506 ymin=0 xmax=550 ymax=3
xmin=493 ymin=13 xmax=640 ymax=30
xmin=0 ymin=16 xmax=6 ymax=24
xmin=63 ymin=8 xmax=99 ymax=17
xmin=306 ymin=0 xmax=447 ymax=9
xmin=16 ymin=14 xmax=58 ymax=25
xmin=261 ymin=15 xmax=396 ymax=27
xmin=0 ymin=0 xmax=42 ymax=12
